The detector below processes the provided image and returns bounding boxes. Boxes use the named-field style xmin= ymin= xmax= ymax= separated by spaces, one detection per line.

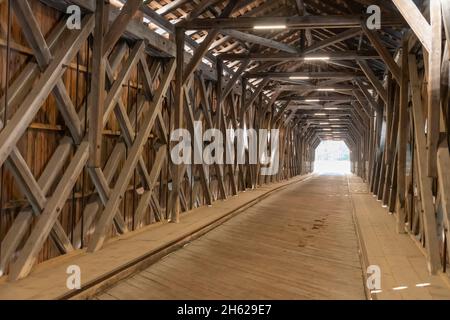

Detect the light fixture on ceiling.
xmin=304 ymin=56 xmax=330 ymax=61
xmin=305 ymin=99 xmax=320 ymax=102
xmin=289 ymin=76 xmax=310 ymax=80
xmin=109 ymin=0 xmax=124 ymax=8
xmin=319 ymin=122 xmax=329 ymax=125
xmin=392 ymin=286 xmax=408 ymax=291
xmin=329 ymin=118 xmax=340 ymax=121
xmin=415 ymin=283 xmax=431 ymax=287
xmin=253 ymin=25 xmax=287 ymax=30
xmin=317 ymin=88 xmax=335 ymax=91
xmin=314 ymin=113 xmax=326 ymax=116
xmin=324 ymin=107 xmax=338 ymax=110
xmin=323 ymin=128 xmax=332 ymax=131
xmin=371 ymin=289 xmax=383 ymax=294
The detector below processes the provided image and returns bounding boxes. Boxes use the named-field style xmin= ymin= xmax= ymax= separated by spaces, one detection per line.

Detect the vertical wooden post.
xmin=427 ymin=0 xmax=442 ymax=177
xmin=216 ymin=59 xmax=223 ymax=130
xmin=368 ymin=111 xmax=374 ymax=185
xmin=409 ymin=53 xmax=441 ymax=274
xmin=88 ymin=0 xmax=107 ymax=167
xmin=240 ymin=77 xmax=247 ymax=189
xmin=396 ymin=37 xmax=409 ymax=233
xmin=170 ymin=27 xmax=185 ymax=223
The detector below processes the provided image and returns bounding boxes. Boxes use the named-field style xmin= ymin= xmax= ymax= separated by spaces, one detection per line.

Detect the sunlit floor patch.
xmin=314 ymin=160 xmax=350 ymax=174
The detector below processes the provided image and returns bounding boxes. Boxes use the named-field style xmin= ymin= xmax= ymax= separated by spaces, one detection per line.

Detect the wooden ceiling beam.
xmin=326 ymin=60 xmax=359 ymax=71
xmin=309 ymin=29 xmax=348 ymax=52
xmin=231 ymin=0 xmax=261 ymax=16
xmin=353 ymin=79 xmax=382 ymax=114
xmin=362 ymin=25 xmax=401 ymax=83
xmin=291 ymin=106 xmax=353 ymax=112
xmin=221 ymin=29 xmax=299 ymax=53
xmin=103 ymin=0 xmax=141 ymax=56
xmin=279 ymin=95 xmax=356 ymax=102
xmin=392 ymin=0 xmax=431 ymax=52
xmin=237 ymin=0 xmax=281 ymax=18
xmin=248 ymin=61 xmax=284 ymax=74
xmin=304 ymin=28 xmax=361 ymax=53
xmin=296 ymin=109 xmax=354 ymax=115
xmin=244 ymin=77 xmax=270 ymax=112
xmin=178 ymin=15 xmax=405 ymax=30
xmin=222 ymin=59 xmax=250 ymax=100
xmin=246 ymin=71 xmax=362 ymax=79
xmin=156 ymin=0 xmax=191 ymax=15
xmin=220 ymin=50 xmax=378 ymax=61
xmin=277 ymin=84 xmax=355 ymax=91
xmin=357 ymin=60 xmax=388 ymax=104
xmin=182 ymin=0 xmax=238 ymax=84
xmin=186 ymin=0 xmax=223 ymax=21
xmin=307 ymin=119 xmax=352 ymax=124
xmin=183 ymin=30 xmax=220 ymax=84
xmin=349 ymin=0 xmax=398 ymax=12
xmin=257 ymin=29 xmax=300 ymax=53
xmin=209 ymin=35 xmax=231 ymax=51
xmin=294 ymin=0 xmax=305 ymax=16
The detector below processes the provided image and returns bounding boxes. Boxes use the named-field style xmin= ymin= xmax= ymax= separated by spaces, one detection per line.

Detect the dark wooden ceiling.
xmin=138 ymin=0 xmax=411 ymax=137
xmin=145 ymin=0 xmax=405 ymax=75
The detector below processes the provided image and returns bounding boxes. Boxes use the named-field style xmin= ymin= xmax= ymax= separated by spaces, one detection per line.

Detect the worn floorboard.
xmin=0 ymin=175 xmax=310 ymax=299
xmin=98 ymin=174 xmax=366 ymax=300
xmin=349 ymin=175 xmax=450 ymax=300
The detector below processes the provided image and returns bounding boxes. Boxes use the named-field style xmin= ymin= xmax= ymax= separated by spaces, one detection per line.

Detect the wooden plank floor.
xmin=0 ymin=175 xmax=309 ymax=300
xmin=96 ymin=174 xmax=366 ymax=300
xmin=349 ymin=175 xmax=450 ymax=300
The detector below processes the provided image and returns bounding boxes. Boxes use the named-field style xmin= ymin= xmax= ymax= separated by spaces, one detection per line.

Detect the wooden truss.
xmin=0 ymin=0 xmax=306 ymax=280
xmin=0 ymin=0 xmax=448 ymax=281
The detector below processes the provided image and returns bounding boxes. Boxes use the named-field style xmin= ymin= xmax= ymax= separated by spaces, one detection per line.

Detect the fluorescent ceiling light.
xmin=319 ymin=122 xmax=329 ymax=125
xmin=324 ymin=107 xmax=338 ymax=110
xmin=317 ymin=88 xmax=335 ymax=91
xmin=415 ymin=283 xmax=431 ymax=287
xmin=314 ymin=113 xmax=326 ymax=116
xmin=305 ymin=99 xmax=320 ymax=102
xmin=289 ymin=76 xmax=310 ymax=80
xmin=254 ymin=25 xmax=287 ymax=30
xmin=304 ymin=56 xmax=330 ymax=61
xmin=323 ymin=128 xmax=331 ymax=131
xmin=392 ymin=286 xmax=408 ymax=291
xmin=109 ymin=0 xmax=123 ymax=7
xmin=371 ymin=290 xmax=383 ymax=294
xmin=329 ymin=118 xmax=340 ymax=121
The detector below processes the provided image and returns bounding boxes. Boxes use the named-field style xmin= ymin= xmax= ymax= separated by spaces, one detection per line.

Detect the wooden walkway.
xmin=0 ymin=175 xmax=309 ymax=299
xmin=349 ymin=176 xmax=450 ymax=300
xmin=96 ymin=174 xmax=366 ymax=300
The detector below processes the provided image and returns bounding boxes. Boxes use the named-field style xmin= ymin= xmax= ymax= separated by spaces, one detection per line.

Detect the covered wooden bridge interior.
xmin=0 ymin=0 xmax=450 ymax=300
